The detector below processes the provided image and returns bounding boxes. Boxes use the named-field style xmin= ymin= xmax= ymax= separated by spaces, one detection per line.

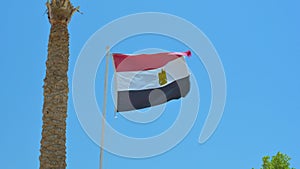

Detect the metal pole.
xmin=99 ymin=46 xmax=110 ymax=169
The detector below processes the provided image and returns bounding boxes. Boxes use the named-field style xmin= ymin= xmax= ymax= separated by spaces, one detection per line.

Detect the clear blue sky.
xmin=1 ymin=0 xmax=299 ymax=169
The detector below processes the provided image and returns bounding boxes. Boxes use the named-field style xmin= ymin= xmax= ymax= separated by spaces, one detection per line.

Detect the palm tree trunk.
xmin=40 ymin=1 xmax=78 ymax=168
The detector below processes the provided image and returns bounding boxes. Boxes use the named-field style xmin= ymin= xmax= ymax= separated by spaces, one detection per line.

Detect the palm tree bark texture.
xmin=39 ymin=0 xmax=78 ymax=168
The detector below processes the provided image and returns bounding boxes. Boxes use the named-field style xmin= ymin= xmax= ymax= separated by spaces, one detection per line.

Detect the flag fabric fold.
xmin=112 ymin=51 xmax=191 ymax=112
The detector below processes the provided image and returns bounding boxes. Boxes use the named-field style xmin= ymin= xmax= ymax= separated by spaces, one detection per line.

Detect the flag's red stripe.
xmin=112 ymin=51 xmax=191 ymax=72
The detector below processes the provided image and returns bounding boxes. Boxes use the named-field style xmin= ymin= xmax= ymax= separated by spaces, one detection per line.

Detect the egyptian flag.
xmin=112 ymin=51 xmax=191 ymax=112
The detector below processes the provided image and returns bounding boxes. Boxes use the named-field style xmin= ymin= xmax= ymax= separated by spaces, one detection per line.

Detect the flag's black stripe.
xmin=117 ymin=76 xmax=190 ymax=112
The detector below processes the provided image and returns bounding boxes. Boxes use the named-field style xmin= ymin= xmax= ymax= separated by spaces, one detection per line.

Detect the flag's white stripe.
xmin=115 ymin=57 xmax=190 ymax=91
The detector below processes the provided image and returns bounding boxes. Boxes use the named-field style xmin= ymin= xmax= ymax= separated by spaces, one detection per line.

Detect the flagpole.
xmin=99 ymin=46 xmax=110 ymax=169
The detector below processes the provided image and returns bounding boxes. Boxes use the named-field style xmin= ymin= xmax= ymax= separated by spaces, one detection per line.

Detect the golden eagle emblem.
xmin=158 ymin=69 xmax=167 ymax=86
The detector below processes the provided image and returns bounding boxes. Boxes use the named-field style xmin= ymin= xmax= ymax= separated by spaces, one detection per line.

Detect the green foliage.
xmin=253 ymin=152 xmax=296 ymax=169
